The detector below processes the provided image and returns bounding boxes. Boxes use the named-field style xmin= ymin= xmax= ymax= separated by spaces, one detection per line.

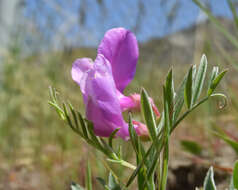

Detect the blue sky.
xmin=24 ymin=0 xmax=233 ymax=47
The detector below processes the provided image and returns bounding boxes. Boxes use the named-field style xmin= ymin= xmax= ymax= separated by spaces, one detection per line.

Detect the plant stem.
xmin=120 ymin=160 xmax=136 ymax=170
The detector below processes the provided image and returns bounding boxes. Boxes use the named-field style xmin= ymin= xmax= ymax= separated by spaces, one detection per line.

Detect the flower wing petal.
xmin=71 ymin=58 xmax=93 ymax=94
xmin=85 ymin=55 xmax=129 ymax=139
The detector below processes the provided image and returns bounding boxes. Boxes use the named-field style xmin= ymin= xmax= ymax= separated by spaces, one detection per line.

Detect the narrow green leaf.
xmin=142 ymin=119 xmax=166 ymax=189
xmin=128 ymin=114 xmax=139 ymax=155
xmin=165 ymin=69 xmax=174 ymax=115
xmin=233 ymin=160 xmax=238 ymax=189
xmin=126 ymin=130 xmax=163 ymax=187
xmin=63 ymin=103 xmax=78 ymax=134
xmin=160 ymin=86 xmax=170 ymax=190
xmin=128 ymin=114 xmax=147 ymax=190
xmin=48 ymin=87 xmax=66 ymax=120
xmin=173 ymin=74 xmax=187 ymax=124
xmin=86 ymin=162 xmax=92 ymax=190
xmin=68 ymin=103 xmax=79 ymax=129
xmin=208 ymin=70 xmax=228 ymax=96
xmin=108 ymin=172 xmax=121 ymax=190
xmin=213 ymin=131 xmax=238 ymax=154
xmin=180 ymin=140 xmax=202 ymax=155
xmin=86 ymin=120 xmax=107 ymax=154
xmin=161 ymin=140 xmax=169 ymax=190
xmin=184 ymin=66 xmax=194 ymax=109
xmin=48 ymin=101 xmax=66 ymax=120
xmin=96 ymin=178 xmax=108 ymax=189
xmin=117 ymin=145 xmax=122 ymax=159
xmin=142 ymin=147 xmax=161 ymax=189
xmin=141 ymin=88 xmax=157 ymax=141
xmin=109 ymin=128 xmax=120 ymax=148
xmin=203 ymin=167 xmax=217 ymax=190
xmin=78 ymin=112 xmax=89 ymax=139
xmin=229 ymin=176 xmax=234 ymax=190
xmin=68 ymin=103 xmax=84 ymax=137
xmin=157 ymin=111 xmax=165 ymax=133
xmin=71 ymin=182 xmax=85 ymax=190
xmin=207 ymin=67 xmax=219 ymax=91
xmin=193 ymin=54 xmax=208 ymax=103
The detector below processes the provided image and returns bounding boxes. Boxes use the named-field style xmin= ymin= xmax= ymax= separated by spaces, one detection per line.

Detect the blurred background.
xmin=1 ymin=0 xmax=238 ymax=189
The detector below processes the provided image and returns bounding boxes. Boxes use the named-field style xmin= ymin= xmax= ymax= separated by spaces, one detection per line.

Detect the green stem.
xmin=171 ymin=96 xmax=209 ymax=133
xmin=120 ymin=160 xmax=136 ymax=170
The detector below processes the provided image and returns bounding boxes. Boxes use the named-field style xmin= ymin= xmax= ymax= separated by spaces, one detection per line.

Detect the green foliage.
xmin=50 ymin=54 xmax=226 ymax=190
xmin=233 ymin=161 xmax=238 ymax=189
xmin=71 ymin=182 xmax=84 ymax=190
xmin=97 ymin=172 xmax=122 ymax=190
xmin=87 ymin=162 xmax=93 ymax=190
xmin=213 ymin=130 xmax=238 ymax=155
xmin=141 ymin=88 xmax=157 ymax=141
xmin=180 ymin=140 xmax=202 ymax=155
xmin=184 ymin=65 xmax=194 ymax=109
xmin=193 ymin=54 xmax=207 ymax=104
xmin=203 ymin=167 xmax=217 ymax=190
xmin=202 ymin=161 xmax=238 ymax=190
xmin=193 ymin=0 xmax=238 ymax=50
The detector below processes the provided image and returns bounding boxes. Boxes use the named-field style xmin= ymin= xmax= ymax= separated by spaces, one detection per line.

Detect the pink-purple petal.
xmin=71 ymin=58 xmax=93 ymax=94
xmin=98 ymin=27 xmax=139 ymax=92
xmin=84 ymin=55 xmax=129 ymax=139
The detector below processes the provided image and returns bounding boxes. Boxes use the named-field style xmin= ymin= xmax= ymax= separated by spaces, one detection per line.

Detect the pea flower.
xmin=72 ymin=28 xmax=159 ymax=140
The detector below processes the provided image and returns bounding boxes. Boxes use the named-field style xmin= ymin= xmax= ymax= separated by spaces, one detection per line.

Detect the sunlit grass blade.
xmin=208 ymin=70 xmax=228 ymax=96
xmin=227 ymin=0 xmax=238 ymax=32
xmin=193 ymin=54 xmax=207 ymax=103
xmin=141 ymin=88 xmax=157 ymax=141
xmin=213 ymin=131 xmax=238 ymax=154
xmin=216 ymin=43 xmax=238 ymax=72
xmin=86 ymin=162 xmax=92 ymax=190
xmin=203 ymin=167 xmax=217 ymax=190
xmin=193 ymin=0 xmax=238 ymax=49
xmin=184 ymin=65 xmax=194 ymax=109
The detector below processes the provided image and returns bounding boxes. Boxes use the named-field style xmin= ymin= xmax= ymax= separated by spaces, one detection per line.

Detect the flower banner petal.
xmin=98 ymin=28 xmax=139 ymax=92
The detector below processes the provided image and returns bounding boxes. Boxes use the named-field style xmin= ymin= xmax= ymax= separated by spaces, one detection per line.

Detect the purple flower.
xmin=72 ymin=28 xmax=159 ymax=140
